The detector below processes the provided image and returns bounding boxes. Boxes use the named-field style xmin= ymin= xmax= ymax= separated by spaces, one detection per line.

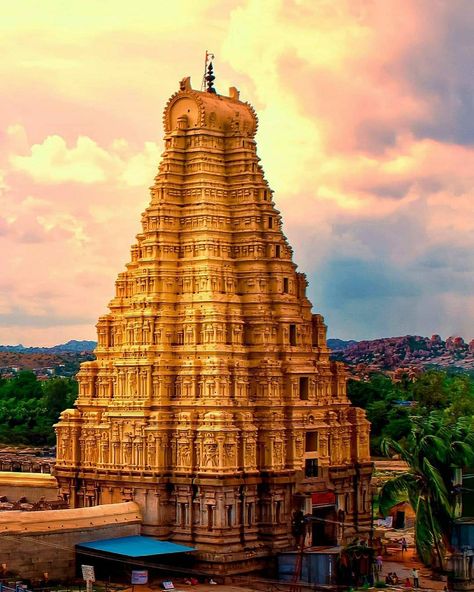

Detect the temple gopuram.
xmin=54 ymin=68 xmax=372 ymax=574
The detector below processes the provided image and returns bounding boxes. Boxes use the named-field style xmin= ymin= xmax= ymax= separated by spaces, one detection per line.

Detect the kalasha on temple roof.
xmin=54 ymin=62 xmax=372 ymax=575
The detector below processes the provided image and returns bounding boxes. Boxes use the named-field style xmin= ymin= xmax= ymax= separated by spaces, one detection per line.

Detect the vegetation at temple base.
xmin=378 ymin=414 xmax=474 ymax=570
xmin=0 ymin=371 xmax=77 ymax=445
xmin=1 ymin=367 xmax=472 ymax=451
xmin=347 ymin=369 xmax=474 ymax=454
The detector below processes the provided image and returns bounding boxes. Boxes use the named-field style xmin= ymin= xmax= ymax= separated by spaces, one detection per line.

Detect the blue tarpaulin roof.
xmin=76 ymin=535 xmax=195 ymax=557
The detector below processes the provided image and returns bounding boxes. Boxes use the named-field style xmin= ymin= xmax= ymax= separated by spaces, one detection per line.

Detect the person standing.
xmin=376 ymin=554 xmax=383 ymax=572
xmin=401 ymin=537 xmax=408 ymax=553
xmin=412 ymin=568 xmax=420 ymax=588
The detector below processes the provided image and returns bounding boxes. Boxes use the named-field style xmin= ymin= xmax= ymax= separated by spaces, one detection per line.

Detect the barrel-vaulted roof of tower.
xmin=163 ymin=76 xmax=258 ymax=137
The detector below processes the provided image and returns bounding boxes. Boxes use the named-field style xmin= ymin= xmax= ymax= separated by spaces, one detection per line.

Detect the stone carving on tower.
xmin=54 ymin=71 xmax=372 ymax=573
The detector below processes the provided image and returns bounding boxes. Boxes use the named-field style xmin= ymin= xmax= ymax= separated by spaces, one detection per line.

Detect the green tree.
xmin=348 ymin=374 xmax=398 ymax=409
xmin=42 ymin=378 xmax=77 ymax=420
xmin=379 ymin=414 xmax=474 ymax=570
xmin=0 ymin=372 xmax=78 ymax=445
xmin=0 ymin=370 xmax=43 ymax=401
xmin=348 ymin=370 xmax=474 ymax=454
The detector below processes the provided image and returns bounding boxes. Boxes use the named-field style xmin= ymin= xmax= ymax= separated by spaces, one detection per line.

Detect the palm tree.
xmin=378 ymin=413 xmax=474 ymax=570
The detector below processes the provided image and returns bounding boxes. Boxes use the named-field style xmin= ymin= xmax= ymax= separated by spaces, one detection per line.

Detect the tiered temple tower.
xmin=54 ymin=74 xmax=372 ymax=574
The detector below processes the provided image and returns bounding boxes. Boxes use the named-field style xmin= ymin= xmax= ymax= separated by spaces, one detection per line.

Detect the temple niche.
xmin=54 ymin=71 xmax=372 ymax=574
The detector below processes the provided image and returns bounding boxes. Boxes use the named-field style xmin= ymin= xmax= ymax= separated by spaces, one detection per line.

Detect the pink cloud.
xmin=0 ymin=1 xmax=472 ymax=344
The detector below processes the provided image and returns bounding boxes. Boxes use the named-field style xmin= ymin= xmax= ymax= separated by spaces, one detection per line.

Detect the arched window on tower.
xmin=207 ymin=505 xmax=214 ymax=530
xmin=305 ymin=431 xmax=318 ymax=452
xmin=289 ymin=324 xmax=297 ymax=346
xmin=299 ymin=377 xmax=309 ymax=400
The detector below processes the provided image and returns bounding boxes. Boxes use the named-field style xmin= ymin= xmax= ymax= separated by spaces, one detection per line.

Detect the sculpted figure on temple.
xmin=273 ymin=440 xmax=284 ymax=466
xmin=59 ymin=432 xmax=70 ymax=460
xmin=294 ymin=434 xmax=304 ymax=459
xmin=224 ymin=442 xmax=235 ymax=466
xmin=143 ymin=319 xmax=151 ymax=343
xmin=153 ymin=324 xmax=161 ymax=344
xmin=123 ymin=438 xmax=132 ymax=465
xmin=129 ymin=371 xmax=138 ymax=396
xmin=98 ymin=325 xmax=107 ymax=346
xmin=319 ymin=432 xmax=329 ymax=457
xmin=244 ymin=437 xmax=257 ymax=468
xmin=203 ymin=442 xmax=218 ymax=467
xmin=111 ymin=423 xmax=120 ymax=442
xmin=178 ymin=442 xmax=191 ymax=466
xmin=100 ymin=431 xmax=110 ymax=464
xmin=146 ymin=434 xmax=156 ymax=467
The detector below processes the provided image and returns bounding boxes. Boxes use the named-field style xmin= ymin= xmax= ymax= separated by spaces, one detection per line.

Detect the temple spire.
xmin=206 ymin=61 xmax=216 ymax=93
xmin=201 ymin=50 xmax=216 ymax=93
xmin=54 ymin=71 xmax=372 ymax=575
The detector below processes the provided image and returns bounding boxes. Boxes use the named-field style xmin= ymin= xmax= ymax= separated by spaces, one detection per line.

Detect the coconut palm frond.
xmin=455 ymin=416 xmax=473 ymax=432
xmin=406 ymin=486 xmax=421 ymax=517
xmin=412 ymin=415 xmax=428 ymax=432
xmin=453 ymin=417 xmax=474 ymax=443
xmin=420 ymin=434 xmax=448 ymax=464
xmin=422 ymin=457 xmax=452 ymax=513
xmin=378 ymin=473 xmax=417 ymax=516
xmin=380 ymin=437 xmax=411 ymax=463
xmin=450 ymin=440 xmax=474 ymax=467
xmin=378 ymin=411 xmax=473 ymax=571
xmin=415 ymin=496 xmax=446 ymax=568
xmin=436 ymin=424 xmax=453 ymax=441
xmin=414 ymin=497 xmax=436 ymax=566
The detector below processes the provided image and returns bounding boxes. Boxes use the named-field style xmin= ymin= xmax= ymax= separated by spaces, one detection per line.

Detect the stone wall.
xmin=0 ymin=471 xmax=58 ymax=502
xmin=0 ymin=502 xmax=141 ymax=580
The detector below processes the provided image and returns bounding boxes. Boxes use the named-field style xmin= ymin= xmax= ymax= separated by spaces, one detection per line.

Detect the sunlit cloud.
xmin=0 ymin=0 xmax=472 ymax=345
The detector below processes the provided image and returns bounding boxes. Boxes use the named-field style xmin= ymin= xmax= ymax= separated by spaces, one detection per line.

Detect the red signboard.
xmin=311 ymin=491 xmax=336 ymax=506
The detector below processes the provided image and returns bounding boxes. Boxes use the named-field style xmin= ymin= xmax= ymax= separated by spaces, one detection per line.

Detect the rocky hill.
xmin=0 ymin=340 xmax=96 ymax=354
xmin=2 ymin=336 xmax=473 ymax=379
xmin=329 ymin=334 xmax=474 ymax=375
xmin=327 ymin=338 xmax=358 ymax=351
xmin=0 ymin=341 xmax=96 ymax=378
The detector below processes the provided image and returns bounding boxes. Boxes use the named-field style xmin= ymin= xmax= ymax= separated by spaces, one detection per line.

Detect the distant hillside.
xmin=0 ymin=341 xmax=96 ymax=378
xmin=327 ymin=338 xmax=358 ymax=350
xmin=2 ymin=335 xmax=473 ymax=378
xmin=50 ymin=340 xmax=97 ymax=352
xmin=329 ymin=334 xmax=474 ymax=374
xmin=0 ymin=349 xmax=95 ymax=377
xmin=0 ymin=340 xmax=96 ymax=354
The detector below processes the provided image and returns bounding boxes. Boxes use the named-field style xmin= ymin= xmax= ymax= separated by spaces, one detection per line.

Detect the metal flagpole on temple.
xmin=201 ymin=51 xmax=215 ymax=91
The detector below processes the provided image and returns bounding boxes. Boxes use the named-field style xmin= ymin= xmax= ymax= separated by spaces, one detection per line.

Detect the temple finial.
xmin=206 ymin=61 xmax=216 ymax=94
xmin=201 ymin=51 xmax=216 ymax=93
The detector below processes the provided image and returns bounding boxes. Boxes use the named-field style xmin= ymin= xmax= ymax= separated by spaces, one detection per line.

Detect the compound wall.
xmin=0 ymin=502 xmax=141 ymax=580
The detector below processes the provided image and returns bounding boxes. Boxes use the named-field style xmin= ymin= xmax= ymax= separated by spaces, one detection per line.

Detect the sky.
xmin=0 ymin=0 xmax=473 ymax=346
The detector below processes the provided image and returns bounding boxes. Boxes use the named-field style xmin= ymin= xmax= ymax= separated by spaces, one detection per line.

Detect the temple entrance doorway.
xmin=312 ymin=505 xmax=337 ymax=546
xmin=311 ymin=491 xmax=337 ymax=547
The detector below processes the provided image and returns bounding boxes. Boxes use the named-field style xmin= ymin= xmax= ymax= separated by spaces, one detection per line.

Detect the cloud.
xmin=120 ymin=142 xmax=161 ymax=186
xmin=9 ymin=130 xmax=162 ymax=189
xmin=321 ymin=257 xmax=420 ymax=301
xmin=11 ymin=136 xmax=114 ymax=184
xmin=0 ymin=0 xmax=473 ymax=345
xmin=0 ymin=309 xmax=95 ymax=328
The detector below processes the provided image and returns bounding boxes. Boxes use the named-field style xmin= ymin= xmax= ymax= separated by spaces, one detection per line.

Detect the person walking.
xmin=412 ymin=568 xmax=420 ymax=588
xmin=401 ymin=537 xmax=408 ymax=553
xmin=376 ymin=554 xmax=383 ymax=572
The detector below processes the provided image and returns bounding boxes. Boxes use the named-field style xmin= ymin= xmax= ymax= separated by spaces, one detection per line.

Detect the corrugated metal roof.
xmin=76 ymin=535 xmax=195 ymax=557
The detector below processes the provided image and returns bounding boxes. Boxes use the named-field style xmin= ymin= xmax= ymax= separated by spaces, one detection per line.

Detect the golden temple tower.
xmin=54 ymin=71 xmax=372 ymax=574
